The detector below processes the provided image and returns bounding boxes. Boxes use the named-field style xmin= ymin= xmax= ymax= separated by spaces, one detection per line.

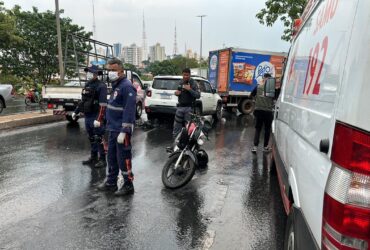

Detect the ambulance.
xmin=270 ymin=0 xmax=370 ymax=249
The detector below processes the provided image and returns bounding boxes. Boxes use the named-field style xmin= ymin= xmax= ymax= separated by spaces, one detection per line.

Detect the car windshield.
xmin=152 ymin=79 xmax=180 ymax=90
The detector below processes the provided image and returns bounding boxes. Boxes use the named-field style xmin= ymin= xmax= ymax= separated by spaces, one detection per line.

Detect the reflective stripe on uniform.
xmin=122 ymin=123 xmax=133 ymax=127
xmin=99 ymin=103 xmax=107 ymax=107
xmin=107 ymin=104 xmax=124 ymax=111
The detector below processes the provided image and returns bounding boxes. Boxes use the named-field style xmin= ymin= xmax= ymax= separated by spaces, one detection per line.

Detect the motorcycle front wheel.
xmin=25 ymin=97 xmax=32 ymax=106
xmin=161 ymin=152 xmax=196 ymax=189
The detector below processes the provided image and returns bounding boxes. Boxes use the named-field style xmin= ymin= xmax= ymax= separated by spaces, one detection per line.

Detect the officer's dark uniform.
xmin=172 ymin=78 xmax=200 ymax=137
xmin=75 ymin=75 xmax=107 ymax=166
xmin=99 ymin=76 xmax=136 ymax=194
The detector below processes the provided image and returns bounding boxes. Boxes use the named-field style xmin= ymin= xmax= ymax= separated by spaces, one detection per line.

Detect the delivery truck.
xmin=208 ymin=48 xmax=286 ymax=114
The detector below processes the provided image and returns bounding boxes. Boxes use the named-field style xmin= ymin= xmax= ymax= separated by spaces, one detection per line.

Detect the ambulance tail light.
xmin=322 ymin=122 xmax=370 ymax=250
xmin=146 ymin=90 xmax=152 ymax=97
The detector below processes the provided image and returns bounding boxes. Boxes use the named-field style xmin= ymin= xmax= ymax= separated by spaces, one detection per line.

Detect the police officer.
xmin=97 ymin=58 xmax=137 ymax=196
xmin=172 ymin=68 xmax=200 ymax=138
xmin=72 ymin=65 xmax=107 ymax=168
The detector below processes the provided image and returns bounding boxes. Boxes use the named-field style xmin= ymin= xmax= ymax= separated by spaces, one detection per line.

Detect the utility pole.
xmin=197 ymin=15 xmax=206 ymax=75
xmin=55 ymin=0 xmax=64 ymax=85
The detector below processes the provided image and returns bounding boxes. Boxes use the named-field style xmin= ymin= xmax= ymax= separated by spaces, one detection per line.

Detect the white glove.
xmin=117 ymin=132 xmax=126 ymax=144
xmin=72 ymin=112 xmax=77 ymax=120
xmin=93 ymin=120 xmax=101 ymax=128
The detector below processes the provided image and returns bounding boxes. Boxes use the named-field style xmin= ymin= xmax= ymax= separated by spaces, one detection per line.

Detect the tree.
xmin=256 ymin=0 xmax=307 ymax=41
xmin=123 ymin=63 xmax=140 ymax=76
xmin=147 ymin=60 xmax=178 ymax=76
xmin=0 ymin=1 xmax=21 ymax=48
xmin=171 ymin=55 xmax=199 ymax=73
xmin=0 ymin=5 xmax=91 ymax=84
xmin=146 ymin=56 xmax=201 ymax=76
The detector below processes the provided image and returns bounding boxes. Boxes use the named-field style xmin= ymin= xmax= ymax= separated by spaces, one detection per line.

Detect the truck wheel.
xmin=284 ymin=209 xmax=296 ymax=250
xmin=136 ymin=102 xmax=143 ymax=119
xmin=66 ymin=114 xmax=79 ymax=123
xmin=238 ymin=99 xmax=254 ymax=114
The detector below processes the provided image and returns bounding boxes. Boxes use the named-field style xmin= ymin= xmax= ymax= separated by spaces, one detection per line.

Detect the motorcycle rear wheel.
xmin=162 ymin=152 xmax=196 ymax=189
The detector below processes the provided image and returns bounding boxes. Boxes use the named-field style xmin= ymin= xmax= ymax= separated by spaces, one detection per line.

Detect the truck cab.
xmin=42 ymin=70 xmax=146 ymax=122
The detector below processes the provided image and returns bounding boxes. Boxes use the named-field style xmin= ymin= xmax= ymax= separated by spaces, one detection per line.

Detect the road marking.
xmin=202 ymin=230 xmax=216 ymax=250
xmin=209 ymin=180 xmax=228 ymax=217
xmin=200 ymin=181 xmax=229 ymax=249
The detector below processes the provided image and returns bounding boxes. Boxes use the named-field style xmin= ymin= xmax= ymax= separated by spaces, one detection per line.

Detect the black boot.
xmin=114 ymin=182 xmax=134 ymax=196
xmin=82 ymin=155 xmax=98 ymax=165
xmin=94 ymin=158 xmax=107 ymax=168
xmin=97 ymin=181 xmax=118 ymax=192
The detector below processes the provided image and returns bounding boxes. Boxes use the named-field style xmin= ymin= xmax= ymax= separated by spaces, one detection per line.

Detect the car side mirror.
xmin=264 ymin=78 xmax=276 ymax=98
xmin=211 ymin=88 xmax=216 ymax=94
xmin=143 ymin=83 xmax=149 ymax=90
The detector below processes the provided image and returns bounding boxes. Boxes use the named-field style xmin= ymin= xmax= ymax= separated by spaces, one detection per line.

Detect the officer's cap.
xmin=84 ymin=65 xmax=102 ymax=74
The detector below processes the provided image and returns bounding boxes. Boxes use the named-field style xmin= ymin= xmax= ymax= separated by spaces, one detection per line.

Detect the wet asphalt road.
xmin=0 ymin=113 xmax=286 ymax=250
xmin=0 ymin=96 xmax=40 ymax=116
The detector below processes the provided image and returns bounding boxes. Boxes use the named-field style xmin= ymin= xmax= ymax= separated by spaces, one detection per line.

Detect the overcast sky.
xmin=4 ymin=0 xmax=291 ymax=56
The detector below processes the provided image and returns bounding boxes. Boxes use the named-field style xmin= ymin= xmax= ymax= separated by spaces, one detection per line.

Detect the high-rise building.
xmin=113 ymin=43 xmax=122 ymax=58
xmin=122 ymin=43 xmax=142 ymax=67
xmin=149 ymin=43 xmax=166 ymax=62
xmin=97 ymin=47 xmax=105 ymax=57
xmin=185 ymin=48 xmax=195 ymax=59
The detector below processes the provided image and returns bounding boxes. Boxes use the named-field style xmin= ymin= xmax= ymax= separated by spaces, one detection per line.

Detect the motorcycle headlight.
xmin=197 ymin=133 xmax=206 ymax=145
xmin=197 ymin=138 xmax=204 ymax=145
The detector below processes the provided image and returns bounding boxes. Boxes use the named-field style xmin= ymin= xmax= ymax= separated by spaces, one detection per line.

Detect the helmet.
xmin=196 ymin=149 xmax=208 ymax=167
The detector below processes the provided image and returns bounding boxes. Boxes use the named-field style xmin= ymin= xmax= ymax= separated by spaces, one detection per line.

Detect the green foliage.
xmin=124 ymin=63 xmax=141 ymax=76
xmin=140 ymin=74 xmax=153 ymax=81
xmin=0 ymin=1 xmax=22 ymax=47
xmin=0 ymin=4 xmax=91 ymax=85
xmin=256 ymin=0 xmax=307 ymax=41
xmin=147 ymin=60 xmax=178 ymax=76
xmin=171 ymin=55 xmax=199 ymax=72
xmin=146 ymin=55 xmax=201 ymax=76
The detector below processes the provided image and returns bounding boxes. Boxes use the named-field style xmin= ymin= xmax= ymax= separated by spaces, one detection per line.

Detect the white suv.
xmin=144 ymin=75 xmax=222 ymax=121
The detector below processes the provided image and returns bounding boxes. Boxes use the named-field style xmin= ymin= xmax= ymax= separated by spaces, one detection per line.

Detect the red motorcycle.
xmin=25 ymin=89 xmax=41 ymax=106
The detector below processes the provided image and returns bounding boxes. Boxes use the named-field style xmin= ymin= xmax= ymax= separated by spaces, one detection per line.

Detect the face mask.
xmin=86 ymin=72 xmax=94 ymax=80
xmin=108 ymin=71 xmax=119 ymax=82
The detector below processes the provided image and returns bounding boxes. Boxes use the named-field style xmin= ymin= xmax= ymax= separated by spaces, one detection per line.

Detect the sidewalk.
xmin=0 ymin=110 xmax=65 ymax=130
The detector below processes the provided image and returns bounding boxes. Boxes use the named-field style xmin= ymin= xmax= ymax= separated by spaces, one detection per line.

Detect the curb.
xmin=0 ymin=111 xmax=65 ymax=130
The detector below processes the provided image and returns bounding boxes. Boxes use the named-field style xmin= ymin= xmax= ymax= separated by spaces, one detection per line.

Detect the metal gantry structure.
xmin=63 ymin=34 xmax=114 ymax=85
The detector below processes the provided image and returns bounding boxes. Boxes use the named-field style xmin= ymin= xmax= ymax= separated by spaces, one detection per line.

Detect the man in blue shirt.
xmin=72 ymin=65 xmax=107 ymax=168
xmin=97 ymin=58 xmax=137 ymax=196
